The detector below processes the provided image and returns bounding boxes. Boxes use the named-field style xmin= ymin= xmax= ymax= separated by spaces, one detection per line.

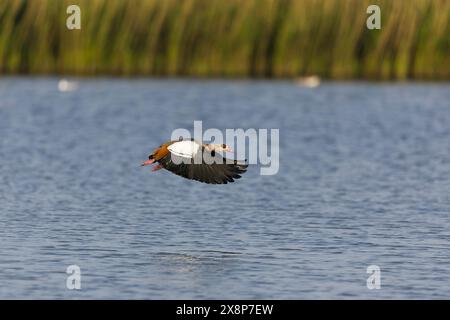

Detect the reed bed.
xmin=0 ymin=0 xmax=448 ymax=79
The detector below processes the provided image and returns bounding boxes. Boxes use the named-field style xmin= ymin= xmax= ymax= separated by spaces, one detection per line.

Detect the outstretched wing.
xmin=158 ymin=147 xmax=247 ymax=184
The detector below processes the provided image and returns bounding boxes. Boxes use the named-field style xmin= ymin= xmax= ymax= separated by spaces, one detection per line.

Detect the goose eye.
xmin=222 ymin=144 xmax=227 ymax=148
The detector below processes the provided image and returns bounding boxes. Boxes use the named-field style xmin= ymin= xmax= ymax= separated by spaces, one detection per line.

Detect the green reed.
xmin=0 ymin=0 xmax=448 ymax=79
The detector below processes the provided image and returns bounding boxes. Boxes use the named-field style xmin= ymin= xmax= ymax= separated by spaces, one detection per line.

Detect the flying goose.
xmin=142 ymin=139 xmax=247 ymax=184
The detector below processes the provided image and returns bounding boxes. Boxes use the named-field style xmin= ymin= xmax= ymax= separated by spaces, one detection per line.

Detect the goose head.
xmin=205 ymin=143 xmax=233 ymax=153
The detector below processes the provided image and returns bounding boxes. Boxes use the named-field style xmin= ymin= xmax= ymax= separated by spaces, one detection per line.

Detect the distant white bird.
xmin=295 ymin=75 xmax=321 ymax=88
xmin=58 ymin=79 xmax=78 ymax=92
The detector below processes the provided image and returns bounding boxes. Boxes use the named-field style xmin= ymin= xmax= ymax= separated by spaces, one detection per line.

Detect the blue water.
xmin=0 ymin=77 xmax=449 ymax=299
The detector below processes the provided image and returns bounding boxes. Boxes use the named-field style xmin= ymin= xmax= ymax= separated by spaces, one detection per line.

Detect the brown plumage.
xmin=142 ymin=139 xmax=247 ymax=184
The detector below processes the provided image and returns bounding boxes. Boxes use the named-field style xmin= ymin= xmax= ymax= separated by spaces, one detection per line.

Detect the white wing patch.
xmin=168 ymin=140 xmax=200 ymax=158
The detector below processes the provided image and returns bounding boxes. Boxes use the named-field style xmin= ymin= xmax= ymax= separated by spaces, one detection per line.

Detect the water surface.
xmin=0 ymin=78 xmax=449 ymax=299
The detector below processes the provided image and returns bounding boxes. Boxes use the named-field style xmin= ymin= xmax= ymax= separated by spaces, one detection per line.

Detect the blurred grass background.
xmin=0 ymin=0 xmax=448 ymax=79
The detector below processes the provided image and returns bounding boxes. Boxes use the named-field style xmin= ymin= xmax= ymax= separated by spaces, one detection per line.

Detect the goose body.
xmin=167 ymin=140 xmax=200 ymax=158
xmin=142 ymin=139 xmax=247 ymax=184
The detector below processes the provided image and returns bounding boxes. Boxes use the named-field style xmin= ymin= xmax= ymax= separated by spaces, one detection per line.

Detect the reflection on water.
xmin=0 ymin=78 xmax=449 ymax=299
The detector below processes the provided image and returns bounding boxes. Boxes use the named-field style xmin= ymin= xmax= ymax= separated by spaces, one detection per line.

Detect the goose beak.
xmin=141 ymin=159 xmax=155 ymax=166
xmin=225 ymin=147 xmax=233 ymax=153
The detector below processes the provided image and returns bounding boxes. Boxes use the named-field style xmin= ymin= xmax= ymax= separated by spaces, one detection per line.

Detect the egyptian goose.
xmin=142 ymin=139 xmax=247 ymax=184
